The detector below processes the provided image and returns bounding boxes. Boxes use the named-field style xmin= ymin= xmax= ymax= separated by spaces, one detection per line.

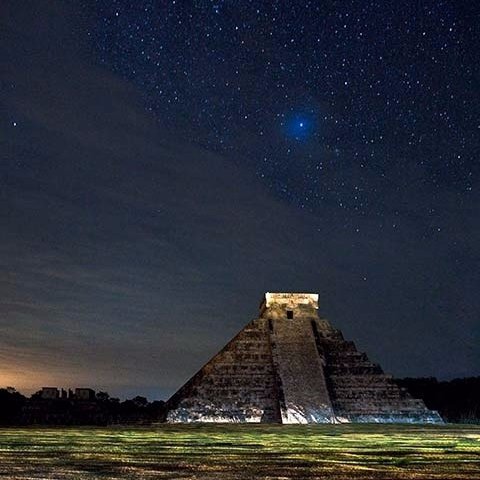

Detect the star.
xmin=284 ymin=113 xmax=316 ymax=141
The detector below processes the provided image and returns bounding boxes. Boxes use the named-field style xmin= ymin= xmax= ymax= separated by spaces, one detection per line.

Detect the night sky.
xmin=2 ymin=1 xmax=479 ymax=400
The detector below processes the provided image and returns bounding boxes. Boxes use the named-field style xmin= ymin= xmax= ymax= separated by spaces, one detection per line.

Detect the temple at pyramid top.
xmin=261 ymin=292 xmax=319 ymax=314
xmin=166 ymin=292 xmax=442 ymax=424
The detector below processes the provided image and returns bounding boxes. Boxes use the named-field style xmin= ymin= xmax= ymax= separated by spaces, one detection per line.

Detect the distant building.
xmin=74 ymin=388 xmax=95 ymax=401
xmin=38 ymin=387 xmax=96 ymax=401
xmin=40 ymin=387 xmax=60 ymax=400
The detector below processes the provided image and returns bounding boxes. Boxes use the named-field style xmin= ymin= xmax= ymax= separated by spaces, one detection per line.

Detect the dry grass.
xmin=0 ymin=424 xmax=479 ymax=479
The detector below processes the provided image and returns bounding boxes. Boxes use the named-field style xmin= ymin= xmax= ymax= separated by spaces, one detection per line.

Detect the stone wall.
xmin=318 ymin=326 xmax=441 ymax=422
xmin=167 ymin=318 xmax=281 ymax=422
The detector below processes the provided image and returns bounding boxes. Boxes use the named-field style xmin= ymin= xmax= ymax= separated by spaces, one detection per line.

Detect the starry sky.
xmin=2 ymin=1 xmax=479 ymax=399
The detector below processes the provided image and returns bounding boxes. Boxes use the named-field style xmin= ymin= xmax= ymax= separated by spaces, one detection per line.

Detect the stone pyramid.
xmin=166 ymin=293 xmax=442 ymax=423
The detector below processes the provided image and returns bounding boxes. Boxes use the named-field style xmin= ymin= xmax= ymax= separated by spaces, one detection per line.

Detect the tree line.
xmin=0 ymin=377 xmax=479 ymax=425
xmin=0 ymin=388 xmax=167 ymax=426
xmin=396 ymin=377 xmax=480 ymax=424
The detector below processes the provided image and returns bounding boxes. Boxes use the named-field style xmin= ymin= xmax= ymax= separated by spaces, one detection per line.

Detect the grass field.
xmin=0 ymin=424 xmax=479 ymax=479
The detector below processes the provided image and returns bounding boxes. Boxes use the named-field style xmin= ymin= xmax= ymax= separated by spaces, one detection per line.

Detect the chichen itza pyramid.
xmin=167 ymin=293 xmax=442 ymax=423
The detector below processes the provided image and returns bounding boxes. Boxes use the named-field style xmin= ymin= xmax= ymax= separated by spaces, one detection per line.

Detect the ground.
xmin=0 ymin=424 xmax=479 ymax=479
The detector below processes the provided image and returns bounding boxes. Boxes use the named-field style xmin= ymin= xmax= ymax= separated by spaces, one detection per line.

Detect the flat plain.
xmin=0 ymin=424 xmax=479 ymax=479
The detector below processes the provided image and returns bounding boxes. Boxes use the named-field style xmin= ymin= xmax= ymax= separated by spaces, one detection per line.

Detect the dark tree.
xmin=397 ymin=377 xmax=480 ymax=423
xmin=0 ymin=388 xmax=26 ymax=425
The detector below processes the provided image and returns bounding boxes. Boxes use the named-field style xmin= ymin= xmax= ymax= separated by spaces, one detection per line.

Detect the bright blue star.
xmin=285 ymin=112 xmax=316 ymax=141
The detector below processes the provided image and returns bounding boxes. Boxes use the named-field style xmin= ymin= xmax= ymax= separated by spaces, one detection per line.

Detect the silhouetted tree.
xmin=96 ymin=391 xmax=110 ymax=402
xmin=147 ymin=400 xmax=167 ymax=422
xmin=132 ymin=396 xmax=148 ymax=407
xmin=397 ymin=377 xmax=480 ymax=423
xmin=0 ymin=388 xmax=26 ymax=425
